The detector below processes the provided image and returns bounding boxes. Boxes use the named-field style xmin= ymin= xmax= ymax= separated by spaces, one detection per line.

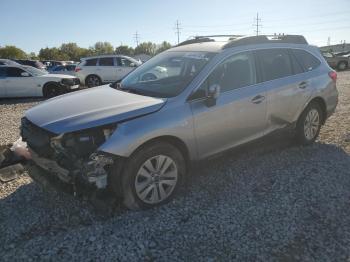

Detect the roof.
xmin=168 ymin=41 xmax=227 ymax=53
xmin=81 ymin=54 xmax=133 ymax=60
xmin=171 ymin=35 xmax=308 ymax=53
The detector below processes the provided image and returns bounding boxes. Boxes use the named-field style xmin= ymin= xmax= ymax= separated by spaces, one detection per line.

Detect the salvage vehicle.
xmin=21 ymin=35 xmax=338 ymax=210
xmin=0 ymin=65 xmax=80 ymax=98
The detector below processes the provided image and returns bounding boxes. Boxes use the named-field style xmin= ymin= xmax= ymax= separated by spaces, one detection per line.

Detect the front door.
xmin=189 ymin=51 xmax=267 ymax=159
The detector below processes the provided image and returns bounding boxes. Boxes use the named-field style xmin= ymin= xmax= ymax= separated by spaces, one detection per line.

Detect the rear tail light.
xmin=75 ymin=67 xmax=82 ymax=72
xmin=328 ymin=71 xmax=337 ymax=82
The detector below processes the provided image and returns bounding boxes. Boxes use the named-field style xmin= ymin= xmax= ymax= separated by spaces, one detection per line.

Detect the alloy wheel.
xmin=304 ymin=109 xmax=320 ymax=140
xmin=135 ymin=155 xmax=178 ymax=204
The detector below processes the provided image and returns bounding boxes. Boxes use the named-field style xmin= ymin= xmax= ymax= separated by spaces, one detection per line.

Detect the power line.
xmin=253 ymin=13 xmax=262 ymax=36
xmin=174 ymin=20 xmax=182 ymax=44
xmin=133 ymin=31 xmax=140 ymax=46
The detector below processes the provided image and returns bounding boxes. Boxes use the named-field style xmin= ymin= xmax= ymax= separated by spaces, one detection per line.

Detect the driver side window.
xmin=7 ymin=67 xmax=26 ymax=77
xmin=191 ymin=51 xmax=256 ymax=99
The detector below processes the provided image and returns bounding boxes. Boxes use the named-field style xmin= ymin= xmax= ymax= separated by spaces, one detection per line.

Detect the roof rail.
xmin=223 ymin=35 xmax=308 ymax=49
xmin=177 ymin=35 xmax=244 ymax=46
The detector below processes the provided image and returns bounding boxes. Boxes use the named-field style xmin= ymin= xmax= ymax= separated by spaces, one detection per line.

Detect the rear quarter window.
xmin=85 ymin=58 xmax=98 ymax=66
xmin=291 ymin=49 xmax=321 ymax=72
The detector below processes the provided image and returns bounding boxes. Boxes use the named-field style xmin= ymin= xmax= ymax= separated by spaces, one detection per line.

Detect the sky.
xmin=1 ymin=0 xmax=349 ymax=54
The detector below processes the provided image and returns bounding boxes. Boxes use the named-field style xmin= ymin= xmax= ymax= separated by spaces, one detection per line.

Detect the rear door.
xmin=190 ymin=51 xmax=267 ymax=158
xmin=98 ymin=57 xmax=115 ymax=82
xmin=255 ymin=48 xmax=312 ymax=133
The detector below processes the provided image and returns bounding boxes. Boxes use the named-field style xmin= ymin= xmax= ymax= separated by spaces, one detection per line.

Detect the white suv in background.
xmin=75 ymin=55 xmax=141 ymax=87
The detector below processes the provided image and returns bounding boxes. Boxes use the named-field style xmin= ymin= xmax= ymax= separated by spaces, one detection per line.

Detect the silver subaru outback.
xmin=21 ymin=35 xmax=338 ymax=210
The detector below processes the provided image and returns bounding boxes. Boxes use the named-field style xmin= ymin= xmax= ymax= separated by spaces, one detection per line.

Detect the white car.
xmin=0 ymin=65 xmax=80 ymax=98
xmin=74 ymin=55 xmax=141 ymax=87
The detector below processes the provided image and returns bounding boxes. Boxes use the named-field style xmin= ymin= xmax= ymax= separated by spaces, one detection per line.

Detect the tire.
xmin=85 ymin=75 xmax=102 ymax=88
xmin=295 ymin=102 xmax=323 ymax=145
xmin=337 ymin=61 xmax=347 ymax=71
xmin=111 ymin=142 xmax=186 ymax=210
xmin=43 ymin=83 xmax=60 ymax=98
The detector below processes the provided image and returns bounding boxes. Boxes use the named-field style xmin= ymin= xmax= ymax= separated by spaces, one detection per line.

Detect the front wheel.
xmin=43 ymin=83 xmax=60 ymax=98
xmin=295 ymin=102 xmax=323 ymax=145
xmin=114 ymin=142 xmax=186 ymax=210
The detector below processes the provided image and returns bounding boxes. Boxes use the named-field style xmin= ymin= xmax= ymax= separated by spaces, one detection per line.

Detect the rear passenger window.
xmin=257 ymin=49 xmax=293 ymax=82
xmin=99 ymin=57 xmax=114 ymax=66
xmin=292 ymin=49 xmax=321 ymax=72
xmin=85 ymin=58 xmax=97 ymax=66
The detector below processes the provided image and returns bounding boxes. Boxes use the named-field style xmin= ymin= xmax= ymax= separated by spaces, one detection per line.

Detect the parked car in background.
xmin=0 ymin=59 xmax=21 ymax=66
xmin=13 ymin=59 xmax=47 ymax=71
xmin=322 ymin=51 xmax=349 ymax=71
xmin=75 ymin=55 xmax=141 ymax=87
xmin=42 ymin=60 xmax=66 ymax=70
xmin=21 ymin=35 xmax=338 ymax=210
xmin=0 ymin=64 xmax=80 ymax=98
xmin=49 ymin=64 xmax=77 ymax=76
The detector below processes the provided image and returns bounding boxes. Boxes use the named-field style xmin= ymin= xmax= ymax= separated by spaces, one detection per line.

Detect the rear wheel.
xmin=43 ymin=83 xmax=60 ymax=98
xmin=112 ymin=142 xmax=186 ymax=210
xmin=295 ymin=102 xmax=323 ymax=145
xmin=86 ymin=75 xmax=102 ymax=87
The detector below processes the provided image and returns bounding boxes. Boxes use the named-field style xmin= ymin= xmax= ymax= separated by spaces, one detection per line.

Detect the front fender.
xmin=98 ymin=102 xmax=197 ymax=160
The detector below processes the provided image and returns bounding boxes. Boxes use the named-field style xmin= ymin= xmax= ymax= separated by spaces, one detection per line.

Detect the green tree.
xmin=59 ymin=43 xmax=87 ymax=61
xmin=134 ymin=42 xmax=157 ymax=56
xmin=0 ymin=45 xmax=28 ymax=59
xmin=92 ymin=42 xmax=114 ymax=55
xmin=156 ymin=41 xmax=172 ymax=54
xmin=38 ymin=47 xmax=68 ymax=61
xmin=115 ymin=45 xmax=134 ymax=56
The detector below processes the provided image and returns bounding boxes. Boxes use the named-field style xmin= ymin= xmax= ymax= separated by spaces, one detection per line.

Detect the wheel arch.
xmin=131 ymin=135 xmax=191 ymax=167
xmin=306 ymin=96 xmax=327 ymax=125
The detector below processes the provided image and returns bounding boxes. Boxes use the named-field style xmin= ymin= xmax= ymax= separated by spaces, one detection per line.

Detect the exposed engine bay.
xmin=20 ymin=117 xmax=117 ymax=194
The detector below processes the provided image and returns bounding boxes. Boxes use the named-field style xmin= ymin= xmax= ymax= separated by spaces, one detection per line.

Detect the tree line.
xmin=0 ymin=41 xmax=172 ymax=61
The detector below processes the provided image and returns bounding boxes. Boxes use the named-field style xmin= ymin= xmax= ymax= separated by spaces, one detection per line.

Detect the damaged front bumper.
xmin=27 ymin=147 xmax=115 ymax=196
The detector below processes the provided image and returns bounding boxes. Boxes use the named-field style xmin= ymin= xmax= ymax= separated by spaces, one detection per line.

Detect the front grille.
xmin=21 ymin=117 xmax=55 ymax=156
xmin=73 ymin=78 xmax=80 ymax=85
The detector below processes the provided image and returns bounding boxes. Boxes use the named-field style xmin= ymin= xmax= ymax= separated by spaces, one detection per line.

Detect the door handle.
xmin=299 ymin=81 xmax=308 ymax=89
xmin=251 ymin=95 xmax=265 ymax=104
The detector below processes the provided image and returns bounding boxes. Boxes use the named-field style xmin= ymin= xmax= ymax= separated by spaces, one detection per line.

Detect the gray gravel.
xmin=1 ymin=72 xmax=350 ymax=261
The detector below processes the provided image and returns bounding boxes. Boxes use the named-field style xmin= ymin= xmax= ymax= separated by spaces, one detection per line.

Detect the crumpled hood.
xmin=25 ymin=85 xmax=166 ymax=134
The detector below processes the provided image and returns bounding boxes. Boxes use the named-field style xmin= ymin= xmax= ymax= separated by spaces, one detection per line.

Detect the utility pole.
xmin=253 ymin=13 xmax=262 ymax=36
xmin=133 ymin=31 xmax=140 ymax=46
xmin=174 ymin=20 xmax=182 ymax=44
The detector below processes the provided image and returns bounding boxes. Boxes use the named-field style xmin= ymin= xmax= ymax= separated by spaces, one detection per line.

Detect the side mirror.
xmin=129 ymin=62 xmax=137 ymax=68
xmin=205 ymin=84 xmax=220 ymax=107
xmin=21 ymin=72 xmax=31 ymax=77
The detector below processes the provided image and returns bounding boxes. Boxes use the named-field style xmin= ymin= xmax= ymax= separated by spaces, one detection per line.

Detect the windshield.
xmin=120 ymin=51 xmax=215 ymax=98
xmin=24 ymin=66 xmax=47 ymax=76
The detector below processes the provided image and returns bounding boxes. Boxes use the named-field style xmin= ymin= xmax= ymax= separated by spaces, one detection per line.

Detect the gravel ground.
xmin=0 ymin=72 xmax=349 ymax=261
